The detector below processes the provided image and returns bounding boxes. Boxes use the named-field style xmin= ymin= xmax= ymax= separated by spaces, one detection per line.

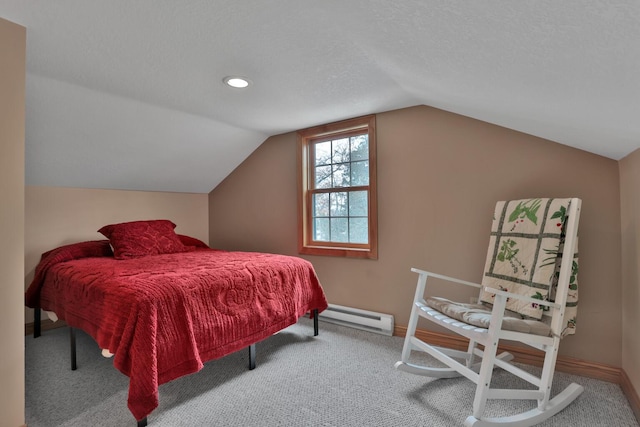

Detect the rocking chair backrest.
xmin=478 ymin=198 xmax=580 ymax=337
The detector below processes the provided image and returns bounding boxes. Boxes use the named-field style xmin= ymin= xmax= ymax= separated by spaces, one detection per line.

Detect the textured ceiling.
xmin=1 ymin=1 xmax=639 ymax=193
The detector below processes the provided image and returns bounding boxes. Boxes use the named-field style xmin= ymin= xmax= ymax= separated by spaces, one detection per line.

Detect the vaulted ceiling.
xmin=2 ymin=1 xmax=639 ymax=193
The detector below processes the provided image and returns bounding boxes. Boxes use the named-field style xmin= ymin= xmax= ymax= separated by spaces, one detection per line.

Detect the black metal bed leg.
xmin=137 ymin=417 xmax=147 ymax=427
xmin=34 ymin=307 xmax=42 ymax=338
xmin=69 ymin=327 xmax=77 ymax=371
xmin=313 ymin=309 xmax=319 ymax=336
xmin=248 ymin=343 xmax=256 ymax=370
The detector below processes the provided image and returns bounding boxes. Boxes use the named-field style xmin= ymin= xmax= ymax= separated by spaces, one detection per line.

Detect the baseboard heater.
xmin=318 ymin=304 xmax=394 ymax=336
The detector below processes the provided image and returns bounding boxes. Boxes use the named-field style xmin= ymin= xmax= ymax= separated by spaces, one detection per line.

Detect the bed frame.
xmin=33 ymin=307 xmax=320 ymax=426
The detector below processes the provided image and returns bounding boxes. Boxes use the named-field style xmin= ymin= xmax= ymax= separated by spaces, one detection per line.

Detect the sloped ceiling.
xmin=1 ymin=1 xmax=639 ymax=193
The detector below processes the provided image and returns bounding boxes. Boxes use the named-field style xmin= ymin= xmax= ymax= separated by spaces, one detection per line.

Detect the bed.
xmin=25 ymin=220 xmax=328 ymax=425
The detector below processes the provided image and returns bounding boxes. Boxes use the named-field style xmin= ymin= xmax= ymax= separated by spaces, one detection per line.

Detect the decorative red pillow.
xmin=177 ymin=234 xmax=210 ymax=249
xmin=98 ymin=220 xmax=189 ymax=259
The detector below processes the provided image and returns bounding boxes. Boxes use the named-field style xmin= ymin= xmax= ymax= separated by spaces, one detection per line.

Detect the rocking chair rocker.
xmin=395 ymin=198 xmax=582 ymax=426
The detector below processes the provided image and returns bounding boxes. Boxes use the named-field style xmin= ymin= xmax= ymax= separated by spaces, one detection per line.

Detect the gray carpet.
xmin=26 ymin=318 xmax=638 ymax=426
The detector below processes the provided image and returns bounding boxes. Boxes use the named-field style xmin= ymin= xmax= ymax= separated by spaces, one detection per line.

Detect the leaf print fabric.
xmin=479 ymin=199 xmax=578 ymax=327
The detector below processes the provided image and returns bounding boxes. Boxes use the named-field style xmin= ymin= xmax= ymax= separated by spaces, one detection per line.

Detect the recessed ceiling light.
xmin=223 ymin=76 xmax=251 ymax=88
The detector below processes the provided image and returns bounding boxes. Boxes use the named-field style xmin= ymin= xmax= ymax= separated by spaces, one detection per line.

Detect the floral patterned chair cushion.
xmin=425 ymin=296 xmax=552 ymax=336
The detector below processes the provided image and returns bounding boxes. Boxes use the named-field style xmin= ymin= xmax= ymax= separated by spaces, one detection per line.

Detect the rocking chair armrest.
xmin=411 ymin=268 xmax=482 ymax=289
xmin=483 ymin=287 xmax=561 ymax=309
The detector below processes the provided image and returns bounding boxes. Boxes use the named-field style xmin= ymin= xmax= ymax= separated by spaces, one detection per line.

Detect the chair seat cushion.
xmin=425 ymin=296 xmax=551 ymax=336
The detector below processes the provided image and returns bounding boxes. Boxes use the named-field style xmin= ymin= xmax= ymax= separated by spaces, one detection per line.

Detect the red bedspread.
xmin=25 ymin=241 xmax=328 ymax=421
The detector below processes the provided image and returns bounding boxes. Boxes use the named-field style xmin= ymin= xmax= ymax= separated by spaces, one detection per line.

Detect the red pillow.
xmin=98 ymin=220 xmax=189 ymax=259
xmin=177 ymin=234 xmax=210 ymax=249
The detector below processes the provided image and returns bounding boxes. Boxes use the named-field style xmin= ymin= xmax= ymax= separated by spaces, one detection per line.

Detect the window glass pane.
xmin=314 ymin=218 xmax=330 ymax=241
xmin=349 ymin=191 xmax=368 ymax=216
xmin=315 ymin=141 xmax=331 ymax=166
xmin=332 ymin=163 xmax=350 ymax=187
xmin=314 ymin=165 xmax=332 ymax=189
xmin=349 ymin=218 xmax=368 ymax=243
xmin=350 ymin=160 xmax=369 ymax=186
xmin=313 ymin=193 xmax=329 ymax=217
xmin=331 ymin=218 xmax=349 ymax=243
xmin=330 ymin=192 xmax=348 ymax=217
xmin=350 ymin=135 xmax=368 ymax=161
xmin=332 ymin=138 xmax=350 ymax=164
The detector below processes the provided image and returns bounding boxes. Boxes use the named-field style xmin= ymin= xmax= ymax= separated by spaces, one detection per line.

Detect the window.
xmin=297 ymin=115 xmax=377 ymax=259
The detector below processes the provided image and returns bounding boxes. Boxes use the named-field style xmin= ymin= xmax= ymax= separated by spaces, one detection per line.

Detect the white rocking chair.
xmin=395 ymin=198 xmax=583 ymax=427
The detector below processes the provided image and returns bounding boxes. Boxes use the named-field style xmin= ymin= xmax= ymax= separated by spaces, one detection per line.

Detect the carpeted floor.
xmin=25 ymin=318 xmax=639 ymax=426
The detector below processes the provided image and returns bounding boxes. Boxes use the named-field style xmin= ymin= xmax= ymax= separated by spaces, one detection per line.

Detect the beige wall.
xmin=620 ymin=148 xmax=640 ymax=396
xmin=0 ymin=17 xmax=26 ymax=427
xmin=25 ymin=186 xmax=209 ymax=322
xmin=209 ymin=105 xmax=622 ymax=366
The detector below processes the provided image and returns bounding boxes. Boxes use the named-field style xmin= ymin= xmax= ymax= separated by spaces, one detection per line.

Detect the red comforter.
xmin=25 ymin=241 xmax=328 ymax=421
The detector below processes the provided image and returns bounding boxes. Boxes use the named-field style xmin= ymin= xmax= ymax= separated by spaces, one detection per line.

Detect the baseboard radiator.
xmin=318 ymin=304 xmax=394 ymax=336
